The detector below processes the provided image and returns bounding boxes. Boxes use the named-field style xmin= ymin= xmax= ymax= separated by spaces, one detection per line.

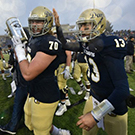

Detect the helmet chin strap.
xmin=81 ymin=36 xmax=89 ymax=42
xmin=33 ymin=32 xmax=40 ymax=35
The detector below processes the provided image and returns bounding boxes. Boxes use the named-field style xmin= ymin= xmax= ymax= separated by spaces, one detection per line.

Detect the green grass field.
xmin=0 ymin=54 xmax=135 ymax=135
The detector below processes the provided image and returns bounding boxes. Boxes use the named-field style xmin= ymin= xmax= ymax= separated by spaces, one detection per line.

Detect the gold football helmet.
xmin=76 ymin=8 xmax=106 ymax=41
xmin=28 ymin=6 xmax=53 ymax=37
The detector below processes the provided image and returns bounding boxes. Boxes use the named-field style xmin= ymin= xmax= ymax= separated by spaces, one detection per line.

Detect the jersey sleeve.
xmin=101 ymin=35 xmax=127 ymax=59
xmin=38 ymin=38 xmax=62 ymax=55
xmin=103 ymin=56 xmax=130 ymax=112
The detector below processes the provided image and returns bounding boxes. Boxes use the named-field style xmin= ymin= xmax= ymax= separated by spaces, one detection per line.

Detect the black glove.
xmin=125 ymin=94 xmax=135 ymax=108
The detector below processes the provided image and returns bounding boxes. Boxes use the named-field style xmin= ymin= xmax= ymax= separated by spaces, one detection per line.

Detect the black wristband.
xmin=92 ymin=115 xmax=99 ymax=123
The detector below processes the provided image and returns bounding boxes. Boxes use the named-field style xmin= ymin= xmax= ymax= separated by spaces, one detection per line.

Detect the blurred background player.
xmin=6 ymin=44 xmax=17 ymax=98
xmin=0 ymin=46 xmax=6 ymax=80
xmin=125 ymin=36 xmax=135 ymax=74
xmin=72 ymin=51 xmax=90 ymax=100
xmin=0 ymin=28 xmax=30 ymax=135
xmin=0 ymin=55 xmax=28 ymax=135
xmin=52 ymin=27 xmax=72 ymax=116
xmin=7 ymin=44 xmax=14 ymax=78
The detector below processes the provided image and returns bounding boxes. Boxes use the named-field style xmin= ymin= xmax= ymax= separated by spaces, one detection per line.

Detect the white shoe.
xmin=78 ymin=85 xmax=86 ymax=95
xmin=58 ymin=128 xmax=71 ymax=135
xmin=2 ymin=77 xmax=6 ymax=81
xmin=65 ymin=99 xmax=71 ymax=106
xmin=55 ymin=104 xmax=67 ymax=116
xmin=84 ymin=92 xmax=90 ymax=100
xmin=69 ymin=87 xmax=76 ymax=95
xmin=8 ymin=93 xmax=14 ymax=98
xmin=58 ymin=103 xmax=61 ymax=107
xmin=129 ymin=88 xmax=134 ymax=91
xmin=77 ymin=90 xmax=83 ymax=95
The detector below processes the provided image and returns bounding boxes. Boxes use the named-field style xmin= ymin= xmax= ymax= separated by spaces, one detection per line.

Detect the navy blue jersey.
xmin=59 ymin=49 xmax=67 ymax=64
xmin=8 ymin=49 xmax=14 ymax=65
xmin=84 ymin=34 xmax=130 ymax=115
xmin=59 ymin=37 xmax=71 ymax=64
xmin=77 ymin=52 xmax=86 ymax=63
xmin=27 ymin=34 xmax=62 ymax=103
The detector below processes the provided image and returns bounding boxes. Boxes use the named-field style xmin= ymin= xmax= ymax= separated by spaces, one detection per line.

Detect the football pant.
xmin=56 ymin=63 xmax=72 ymax=90
xmin=0 ymin=59 xmax=4 ymax=71
xmin=72 ymin=61 xmax=89 ymax=82
xmin=24 ymin=95 xmax=58 ymax=135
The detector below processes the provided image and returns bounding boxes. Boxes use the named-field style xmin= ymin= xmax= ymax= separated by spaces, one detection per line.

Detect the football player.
xmin=125 ymin=36 xmax=135 ymax=74
xmin=6 ymin=44 xmax=16 ymax=98
xmin=72 ymin=51 xmax=90 ymax=100
xmin=6 ymin=44 xmax=14 ymax=78
xmin=52 ymin=27 xmax=72 ymax=116
xmin=53 ymin=8 xmax=130 ymax=135
xmin=0 ymin=46 xmax=6 ymax=80
xmin=55 ymin=38 xmax=72 ymax=116
xmin=11 ymin=6 xmax=70 ymax=135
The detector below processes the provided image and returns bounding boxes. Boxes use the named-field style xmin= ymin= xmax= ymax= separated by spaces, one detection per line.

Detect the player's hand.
xmin=3 ymin=60 xmax=6 ymax=63
xmin=53 ymin=8 xmax=60 ymax=27
xmin=11 ymin=36 xmax=23 ymax=47
xmin=76 ymin=112 xmax=97 ymax=131
xmin=11 ymin=36 xmax=26 ymax=63
xmin=3 ymin=60 xmax=6 ymax=68
xmin=61 ymin=66 xmax=71 ymax=80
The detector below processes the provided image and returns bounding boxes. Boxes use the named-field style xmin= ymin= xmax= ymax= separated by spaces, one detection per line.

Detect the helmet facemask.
xmin=76 ymin=21 xmax=97 ymax=41
xmin=29 ymin=19 xmax=51 ymax=36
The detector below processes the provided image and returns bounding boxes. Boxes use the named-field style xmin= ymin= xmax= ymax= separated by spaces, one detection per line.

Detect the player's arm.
xmin=0 ymin=49 xmax=5 ymax=60
xmin=56 ymin=24 xmax=82 ymax=51
xmin=105 ymin=57 xmax=130 ymax=107
xmin=76 ymin=99 xmax=114 ymax=131
xmin=19 ymin=52 xmax=56 ymax=81
xmin=71 ymin=52 xmax=78 ymax=62
xmin=53 ymin=8 xmax=82 ymax=52
xmin=103 ymin=37 xmax=130 ymax=109
xmin=62 ymin=50 xmax=72 ymax=80
xmin=65 ymin=50 xmax=71 ymax=67
xmin=12 ymin=36 xmax=57 ymax=81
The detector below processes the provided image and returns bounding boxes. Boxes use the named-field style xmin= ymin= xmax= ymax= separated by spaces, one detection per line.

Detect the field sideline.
xmin=0 ymin=54 xmax=134 ymax=135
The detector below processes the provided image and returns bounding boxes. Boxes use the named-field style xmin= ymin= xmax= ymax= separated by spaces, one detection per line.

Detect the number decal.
xmin=49 ymin=41 xmax=58 ymax=50
xmin=114 ymin=38 xmax=125 ymax=48
xmin=86 ymin=56 xmax=100 ymax=83
xmin=89 ymin=58 xmax=100 ymax=82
